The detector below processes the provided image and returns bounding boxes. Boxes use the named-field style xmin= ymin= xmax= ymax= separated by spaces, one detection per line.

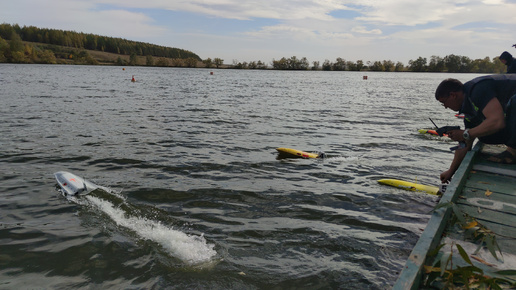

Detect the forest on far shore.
xmin=0 ymin=23 xmax=510 ymax=73
xmin=0 ymin=23 xmax=205 ymax=67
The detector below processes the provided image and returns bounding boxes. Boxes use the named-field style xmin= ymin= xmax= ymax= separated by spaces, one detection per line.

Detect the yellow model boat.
xmin=418 ymin=129 xmax=448 ymax=137
xmin=378 ymin=179 xmax=440 ymax=195
xmin=276 ymin=148 xmax=321 ymax=159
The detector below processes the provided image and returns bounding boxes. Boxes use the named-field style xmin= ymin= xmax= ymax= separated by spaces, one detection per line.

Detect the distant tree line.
xmin=230 ymin=59 xmax=268 ymax=69
xmin=407 ymin=55 xmax=505 ymax=73
xmin=227 ymin=55 xmax=506 ymax=73
xmin=271 ymin=56 xmax=310 ymax=70
xmin=0 ymin=23 xmax=201 ymax=64
xmin=202 ymin=57 xmax=225 ymax=68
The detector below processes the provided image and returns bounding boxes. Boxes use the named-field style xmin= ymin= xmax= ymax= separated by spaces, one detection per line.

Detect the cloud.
xmin=447 ymin=1 xmax=516 ymax=27
xmin=351 ymin=26 xmax=382 ymax=35
xmin=98 ymin=0 xmax=352 ymax=20
xmin=482 ymin=0 xmax=505 ymax=4
xmin=352 ymin=0 xmax=465 ymax=26
xmin=89 ymin=10 xmax=167 ymax=39
xmin=2 ymin=0 xmax=167 ymax=39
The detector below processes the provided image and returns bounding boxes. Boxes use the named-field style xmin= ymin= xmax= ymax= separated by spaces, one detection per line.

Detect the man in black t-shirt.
xmin=434 ymin=75 xmax=516 ymax=183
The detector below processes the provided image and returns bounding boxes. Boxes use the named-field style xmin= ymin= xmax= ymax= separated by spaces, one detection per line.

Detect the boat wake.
xmin=57 ymin=173 xmax=217 ymax=266
xmin=83 ymin=193 xmax=217 ymax=265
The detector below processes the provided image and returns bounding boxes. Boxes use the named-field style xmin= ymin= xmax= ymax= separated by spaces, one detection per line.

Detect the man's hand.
xmin=446 ymin=129 xmax=465 ymax=142
xmin=440 ymin=169 xmax=454 ymax=183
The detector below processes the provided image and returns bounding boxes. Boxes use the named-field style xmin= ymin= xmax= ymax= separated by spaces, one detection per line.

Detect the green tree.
xmin=129 ymin=53 xmax=137 ymax=65
xmin=38 ymin=49 xmax=57 ymax=64
xmin=347 ymin=60 xmax=364 ymax=71
xmin=382 ymin=60 xmax=394 ymax=72
xmin=116 ymin=56 xmax=125 ymax=66
xmin=395 ymin=61 xmax=405 ymax=72
xmin=369 ymin=61 xmax=384 ymax=71
xmin=156 ymin=57 xmax=169 ymax=67
xmin=11 ymin=51 xmax=29 ymax=63
xmin=428 ymin=56 xmax=445 ymax=72
xmin=256 ymin=60 xmax=267 ymax=69
xmin=146 ymin=55 xmax=154 ymax=66
xmin=171 ymin=58 xmax=182 ymax=67
xmin=272 ymin=57 xmax=287 ymax=69
xmin=408 ymin=57 xmax=427 ymax=72
xmin=85 ymin=34 xmax=97 ymax=50
xmin=472 ymin=57 xmax=490 ymax=73
xmin=203 ymin=57 xmax=213 ymax=68
xmin=272 ymin=56 xmax=309 ymax=70
xmin=214 ymin=57 xmax=223 ymax=68
xmin=7 ymin=32 xmax=29 ymax=63
xmin=322 ymin=59 xmax=332 ymax=71
xmin=9 ymin=32 xmax=24 ymax=52
xmin=444 ymin=54 xmax=461 ymax=72
xmin=492 ymin=57 xmax=506 ymax=73
xmin=74 ymin=50 xmax=97 ymax=65
xmin=0 ymin=23 xmax=14 ymax=39
xmin=287 ymin=56 xmax=299 ymax=69
xmin=297 ymin=57 xmax=309 ymax=70
xmin=0 ymin=36 xmax=8 ymax=62
xmin=356 ymin=60 xmax=364 ymax=71
xmin=248 ymin=61 xmax=257 ymax=69
xmin=234 ymin=61 xmax=248 ymax=69
xmin=332 ymin=57 xmax=346 ymax=71
xmin=25 ymin=44 xmax=37 ymax=61
xmin=459 ymin=56 xmax=473 ymax=73
xmin=185 ymin=57 xmax=198 ymax=67
xmin=346 ymin=61 xmax=356 ymax=71
xmin=312 ymin=61 xmax=320 ymax=70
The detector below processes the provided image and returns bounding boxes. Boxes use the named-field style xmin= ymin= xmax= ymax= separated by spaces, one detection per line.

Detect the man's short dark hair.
xmin=435 ymin=78 xmax=463 ymax=100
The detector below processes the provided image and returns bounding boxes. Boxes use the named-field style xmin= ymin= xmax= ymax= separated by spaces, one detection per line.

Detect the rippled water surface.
xmin=0 ymin=64 xmax=483 ymax=289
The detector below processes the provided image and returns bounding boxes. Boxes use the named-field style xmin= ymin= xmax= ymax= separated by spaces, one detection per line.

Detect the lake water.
xmin=0 ymin=64 xmax=483 ymax=289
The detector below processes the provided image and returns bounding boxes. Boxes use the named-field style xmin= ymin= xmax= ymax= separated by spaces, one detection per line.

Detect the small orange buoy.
xmin=131 ymin=75 xmax=135 ymax=82
xmin=210 ymin=72 xmax=214 ymax=75
xmin=123 ymin=68 xmax=125 ymax=71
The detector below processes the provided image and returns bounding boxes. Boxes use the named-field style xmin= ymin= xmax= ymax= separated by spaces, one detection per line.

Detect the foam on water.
xmin=81 ymin=194 xmax=217 ymax=265
xmin=326 ymin=156 xmax=360 ymax=162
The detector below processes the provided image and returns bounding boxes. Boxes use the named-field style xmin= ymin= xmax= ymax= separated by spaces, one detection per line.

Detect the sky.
xmin=2 ymin=0 xmax=516 ymax=65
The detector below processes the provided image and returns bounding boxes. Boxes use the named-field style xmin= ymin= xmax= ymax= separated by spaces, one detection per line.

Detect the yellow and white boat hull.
xmin=276 ymin=148 xmax=321 ymax=159
xmin=378 ymin=179 xmax=440 ymax=195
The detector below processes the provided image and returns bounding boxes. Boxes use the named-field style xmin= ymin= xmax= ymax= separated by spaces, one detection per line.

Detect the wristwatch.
xmin=463 ymin=129 xmax=471 ymax=141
